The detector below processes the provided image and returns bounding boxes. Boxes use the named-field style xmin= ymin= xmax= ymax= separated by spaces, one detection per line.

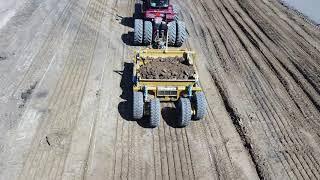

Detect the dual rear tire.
xmin=132 ymin=92 xmax=206 ymax=128
xmin=192 ymin=92 xmax=206 ymax=120
xmin=134 ymin=19 xmax=187 ymax=47
xmin=133 ymin=92 xmax=144 ymax=119
xmin=149 ymin=99 xmax=161 ymax=128
xmin=176 ymin=92 xmax=207 ymax=127
xmin=175 ymin=21 xmax=187 ymax=47
xmin=167 ymin=21 xmax=176 ymax=46
xmin=132 ymin=92 xmax=160 ymax=128
xmin=134 ymin=19 xmax=152 ymax=45
xmin=176 ymin=98 xmax=192 ymax=127
xmin=133 ymin=19 xmax=143 ymax=45
xmin=143 ymin=21 xmax=152 ymax=45
xmin=167 ymin=21 xmax=187 ymax=47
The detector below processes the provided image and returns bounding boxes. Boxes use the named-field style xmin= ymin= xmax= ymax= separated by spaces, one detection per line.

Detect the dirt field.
xmin=0 ymin=0 xmax=319 ymax=179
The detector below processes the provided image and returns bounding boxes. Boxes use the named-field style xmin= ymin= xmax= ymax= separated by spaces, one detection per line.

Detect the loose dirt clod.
xmin=20 ymin=82 xmax=38 ymax=108
xmin=0 ymin=56 xmax=7 ymax=61
xmin=139 ymin=57 xmax=195 ymax=79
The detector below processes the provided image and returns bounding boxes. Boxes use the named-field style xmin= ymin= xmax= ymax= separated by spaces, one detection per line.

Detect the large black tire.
xmin=149 ymin=98 xmax=161 ymax=128
xmin=172 ymin=4 xmax=180 ymax=21
xmin=175 ymin=21 xmax=187 ymax=47
xmin=192 ymin=92 xmax=207 ymax=120
xmin=133 ymin=92 xmax=144 ymax=119
xmin=134 ymin=19 xmax=143 ymax=45
xmin=172 ymin=4 xmax=180 ymax=14
xmin=143 ymin=21 xmax=153 ymax=45
xmin=177 ymin=98 xmax=192 ymax=127
xmin=134 ymin=2 xmax=142 ymax=18
xmin=167 ymin=21 xmax=176 ymax=46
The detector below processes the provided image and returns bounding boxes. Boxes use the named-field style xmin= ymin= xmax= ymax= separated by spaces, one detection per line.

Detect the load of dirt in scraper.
xmin=139 ymin=56 xmax=195 ymax=80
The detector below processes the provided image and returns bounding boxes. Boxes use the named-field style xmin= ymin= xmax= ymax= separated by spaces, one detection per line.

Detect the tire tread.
xmin=133 ymin=92 xmax=144 ymax=119
xmin=177 ymin=98 xmax=191 ymax=127
xmin=149 ymin=99 xmax=161 ymax=128
xmin=134 ymin=19 xmax=143 ymax=45
xmin=176 ymin=21 xmax=187 ymax=47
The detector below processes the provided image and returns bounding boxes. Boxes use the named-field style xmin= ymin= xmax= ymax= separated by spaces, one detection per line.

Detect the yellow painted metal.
xmin=133 ymin=48 xmax=203 ymax=102
xmin=135 ymin=48 xmax=195 ymax=58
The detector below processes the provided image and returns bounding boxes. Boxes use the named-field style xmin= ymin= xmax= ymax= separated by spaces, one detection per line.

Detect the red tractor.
xmin=133 ymin=0 xmax=187 ymax=48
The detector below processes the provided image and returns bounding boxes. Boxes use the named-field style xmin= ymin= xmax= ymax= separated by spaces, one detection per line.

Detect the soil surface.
xmin=0 ymin=0 xmax=320 ymax=179
xmin=139 ymin=57 xmax=195 ymax=79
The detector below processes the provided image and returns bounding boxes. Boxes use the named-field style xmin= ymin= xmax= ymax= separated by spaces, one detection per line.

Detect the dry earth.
xmin=139 ymin=57 xmax=195 ymax=79
xmin=0 ymin=0 xmax=319 ymax=179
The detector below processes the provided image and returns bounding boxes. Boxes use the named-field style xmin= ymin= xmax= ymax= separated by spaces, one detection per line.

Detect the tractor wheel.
xmin=143 ymin=21 xmax=153 ymax=45
xmin=149 ymin=98 xmax=161 ymax=128
xmin=192 ymin=92 xmax=207 ymax=120
xmin=167 ymin=21 xmax=176 ymax=46
xmin=134 ymin=19 xmax=143 ymax=45
xmin=133 ymin=92 xmax=144 ymax=119
xmin=177 ymin=98 xmax=192 ymax=127
xmin=176 ymin=21 xmax=187 ymax=47
xmin=172 ymin=4 xmax=181 ymax=14
xmin=134 ymin=2 xmax=142 ymax=18
xmin=172 ymin=4 xmax=181 ymax=20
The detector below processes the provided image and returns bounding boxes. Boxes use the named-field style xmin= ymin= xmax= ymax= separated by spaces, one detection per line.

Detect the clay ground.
xmin=0 ymin=0 xmax=320 ymax=179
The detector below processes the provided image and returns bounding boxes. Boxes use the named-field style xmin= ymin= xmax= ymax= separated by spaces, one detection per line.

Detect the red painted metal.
xmin=144 ymin=4 xmax=176 ymax=22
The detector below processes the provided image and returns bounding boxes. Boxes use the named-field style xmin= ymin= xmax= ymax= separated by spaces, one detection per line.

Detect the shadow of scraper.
xmin=117 ymin=62 xmax=152 ymax=128
xmin=121 ymin=32 xmax=135 ymax=46
xmin=161 ymin=106 xmax=185 ymax=128
xmin=116 ymin=6 xmax=141 ymax=46
xmin=116 ymin=15 xmax=136 ymax=46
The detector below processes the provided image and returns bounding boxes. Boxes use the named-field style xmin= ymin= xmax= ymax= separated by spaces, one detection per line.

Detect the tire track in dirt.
xmin=222 ymin=0 xmax=320 ymax=114
xmin=223 ymin=0 xmax=320 ymax=150
xmin=84 ymin=42 xmax=119 ymax=179
xmin=11 ymin=0 xmax=81 ymax=96
xmin=1 ymin=0 xmax=320 ymax=179
xmin=236 ymin=1 xmax=320 ymax=94
xmin=225 ymin=0 xmax=318 ymax=141
xmin=95 ymin=0 xmax=210 ymax=179
xmin=188 ymin=3 xmax=273 ymax=178
xmin=60 ymin=0 xmax=120 ymax=178
xmin=257 ymin=0 xmax=320 ymax=54
xmin=175 ymin=0 xmax=260 ymax=179
xmin=248 ymin=0 xmax=320 ymax=91
xmin=181 ymin=15 xmax=229 ymax=180
xmin=0 ymin=0 xmax=66 ymax=87
xmin=112 ymin=9 xmax=190 ymax=179
xmin=16 ymin=0 xmax=109 ymax=179
xmin=220 ymin=0 xmax=320 ymax=167
xmin=0 ymin=0 xmax=56 ymax=49
xmin=269 ymin=0 xmax=320 ymax=41
xmin=181 ymin=0 xmax=320 ymax=178
xmin=0 ymin=0 xmax=92 ymax=179
xmin=0 ymin=0 xmax=78 ymax=137
xmin=168 ymin=118 xmax=185 ymax=180
xmin=82 ymin=0 xmax=137 ymax=179
xmin=89 ymin=0 xmax=239 ymax=178
xmin=110 ymin=1 xmax=141 ymax=179
xmin=211 ymin=0 xmax=318 ymax=177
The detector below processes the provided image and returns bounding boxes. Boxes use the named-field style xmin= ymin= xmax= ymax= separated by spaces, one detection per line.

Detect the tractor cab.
xmin=148 ymin=0 xmax=169 ymax=8
xmin=144 ymin=0 xmax=175 ymax=22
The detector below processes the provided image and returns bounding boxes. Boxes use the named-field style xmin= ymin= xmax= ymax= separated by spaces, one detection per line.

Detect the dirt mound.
xmin=139 ymin=57 xmax=195 ymax=79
